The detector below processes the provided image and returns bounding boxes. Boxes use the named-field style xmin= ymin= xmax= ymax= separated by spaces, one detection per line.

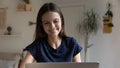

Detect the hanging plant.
xmin=103 ymin=2 xmax=114 ymax=33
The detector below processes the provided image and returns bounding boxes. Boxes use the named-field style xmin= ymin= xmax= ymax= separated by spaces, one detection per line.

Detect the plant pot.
xmin=25 ymin=4 xmax=32 ymax=11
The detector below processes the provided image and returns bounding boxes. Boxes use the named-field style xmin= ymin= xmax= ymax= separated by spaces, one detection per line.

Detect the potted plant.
xmin=7 ymin=26 xmax=12 ymax=35
xmin=23 ymin=0 xmax=32 ymax=11
xmin=79 ymin=9 xmax=100 ymax=62
xmin=23 ymin=0 xmax=30 ymax=4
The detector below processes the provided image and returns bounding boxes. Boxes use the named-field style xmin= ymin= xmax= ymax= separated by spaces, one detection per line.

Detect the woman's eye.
xmin=54 ymin=20 xmax=59 ymax=23
xmin=44 ymin=22 xmax=49 ymax=24
xmin=43 ymin=22 xmax=49 ymax=25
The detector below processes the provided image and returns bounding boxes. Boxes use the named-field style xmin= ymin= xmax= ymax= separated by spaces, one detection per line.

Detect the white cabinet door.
xmin=61 ymin=5 xmax=84 ymax=41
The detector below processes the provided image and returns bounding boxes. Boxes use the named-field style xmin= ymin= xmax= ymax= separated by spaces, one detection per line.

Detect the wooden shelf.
xmin=0 ymin=34 xmax=20 ymax=37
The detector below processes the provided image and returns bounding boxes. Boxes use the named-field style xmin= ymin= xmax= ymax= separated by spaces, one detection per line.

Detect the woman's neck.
xmin=47 ymin=36 xmax=62 ymax=49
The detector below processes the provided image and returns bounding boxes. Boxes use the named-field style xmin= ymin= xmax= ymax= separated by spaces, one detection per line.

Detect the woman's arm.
xmin=20 ymin=51 xmax=35 ymax=68
xmin=72 ymin=53 xmax=81 ymax=62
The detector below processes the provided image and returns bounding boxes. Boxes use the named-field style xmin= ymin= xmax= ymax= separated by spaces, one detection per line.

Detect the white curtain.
xmin=0 ymin=8 xmax=6 ymax=29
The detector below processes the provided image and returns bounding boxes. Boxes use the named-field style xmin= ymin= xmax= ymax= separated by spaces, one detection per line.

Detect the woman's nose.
xmin=50 ymin=23 xmax=55 ymax=29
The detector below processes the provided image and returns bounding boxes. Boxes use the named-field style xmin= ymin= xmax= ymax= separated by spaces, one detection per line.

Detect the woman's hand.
xmin=20 ymin=51 xmax=35 ymax=68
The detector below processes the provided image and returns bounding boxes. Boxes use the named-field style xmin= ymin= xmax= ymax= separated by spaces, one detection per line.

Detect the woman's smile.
xmin=42 ymin=11 xmax=62 ymax=37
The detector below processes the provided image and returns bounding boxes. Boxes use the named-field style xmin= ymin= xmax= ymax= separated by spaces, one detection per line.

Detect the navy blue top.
xmin=25 ymin=37 xmax=82 ymax=62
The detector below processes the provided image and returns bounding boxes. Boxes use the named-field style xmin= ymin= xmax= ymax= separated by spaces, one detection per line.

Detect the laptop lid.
xmin=26 ymin=62 xmax=99 ymax=68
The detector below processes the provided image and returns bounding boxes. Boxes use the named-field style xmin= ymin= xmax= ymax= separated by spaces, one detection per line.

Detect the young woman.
xmin=20 ymin=2 xmax=82 ymax=68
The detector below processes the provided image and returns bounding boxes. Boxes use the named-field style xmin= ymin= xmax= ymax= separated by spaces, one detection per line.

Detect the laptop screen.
xmin=26 ymin=62 xmax=99 ymax=68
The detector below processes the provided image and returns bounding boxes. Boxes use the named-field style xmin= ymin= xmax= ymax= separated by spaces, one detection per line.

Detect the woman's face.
xmin=42 ymin=11 xmax=62 ymax=37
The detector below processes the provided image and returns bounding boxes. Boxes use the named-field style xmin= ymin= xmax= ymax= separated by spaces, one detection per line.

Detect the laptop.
xmin=26 ymin=62 xmax=99 ymax=68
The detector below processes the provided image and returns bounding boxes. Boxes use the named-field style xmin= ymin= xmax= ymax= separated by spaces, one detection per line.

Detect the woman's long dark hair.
xmin=35 ymin=2 xmax=67 ymax=40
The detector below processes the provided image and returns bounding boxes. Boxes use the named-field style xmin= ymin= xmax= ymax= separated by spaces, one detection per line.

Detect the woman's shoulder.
xmin=25 ymin=38 xmax=47 ymax=49
xmin=63 ymin=37 xmax=82 ymax=52
xmin=63 ymin=36 xmax=76 ymax=42
xmin=29 ymin=38 xmax=44 ymax=45
xmin=62 ymin=37 xmax=78 ymax=45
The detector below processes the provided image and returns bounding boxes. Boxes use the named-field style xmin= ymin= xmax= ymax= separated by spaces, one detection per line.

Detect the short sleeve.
xmin=24 ymin=40 xmax=38 ymax=60
xmin=71 ymin=37 xmax=82 ymax=57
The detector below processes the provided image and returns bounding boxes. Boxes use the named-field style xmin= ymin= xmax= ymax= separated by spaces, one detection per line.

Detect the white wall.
xmin=0 ymin=0 xmax=44 ymax=53
xmin=0 ymin=0 xmax=120 ymax=68
xmin=86 ymin=0 xmax=120 ymax=68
